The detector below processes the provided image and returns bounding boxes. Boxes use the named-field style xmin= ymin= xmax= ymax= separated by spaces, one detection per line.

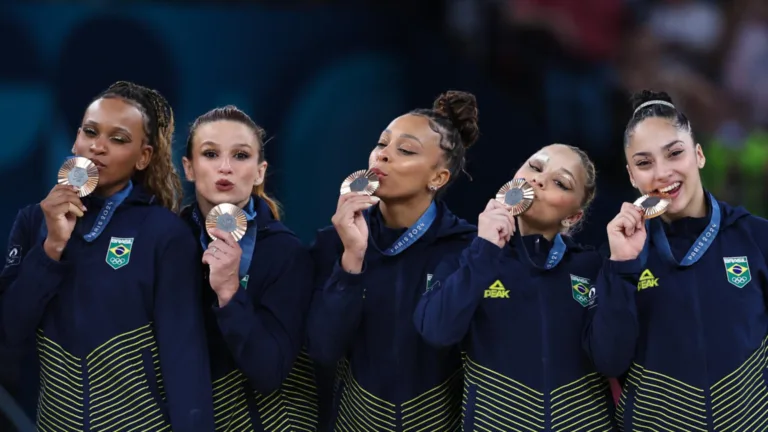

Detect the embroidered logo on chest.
xmin=106 ymin=237 xmax=133 ymax=270
xmin=484 ymin=280 xmax=509 ymax=299
xmin=637 ymin=269 xmax=659 ymax=291
xmin=570 ymin=274 xmax=596 ymax=307
xmin=6 ymin=244 xmax=21 ymax=267
xmin=724 ymin=256 xmax=751 ymax=288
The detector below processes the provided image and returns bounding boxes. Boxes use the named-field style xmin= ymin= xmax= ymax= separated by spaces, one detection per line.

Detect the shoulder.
xmin=260 ymin=221 xmax=309 ymax=255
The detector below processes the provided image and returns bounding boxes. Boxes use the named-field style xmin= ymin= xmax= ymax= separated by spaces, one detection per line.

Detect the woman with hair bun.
xmin=585 ymin=89 xmax=768 ymax=431
xmin=306 ymin=91 xmax=480 ymax=431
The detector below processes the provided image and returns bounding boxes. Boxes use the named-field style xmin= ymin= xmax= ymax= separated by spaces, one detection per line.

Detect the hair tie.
xmin=633 ymin=100 xmax=675 ymax=116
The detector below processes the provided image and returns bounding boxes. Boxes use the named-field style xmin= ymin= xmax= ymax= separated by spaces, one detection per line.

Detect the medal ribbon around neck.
xmin=193 ymin=198 xmax=257 ymax=281
xmin=650 ymin=192 xmax=720 ymax=267
xmin=364 ymin=201 xmax=438 ymax=256
xmin=83 ymin=181 xmax=133 ymax=242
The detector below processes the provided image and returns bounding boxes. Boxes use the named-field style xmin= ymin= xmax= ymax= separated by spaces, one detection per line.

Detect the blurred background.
xmin=1 ymin=0 xmax=767 ymax=427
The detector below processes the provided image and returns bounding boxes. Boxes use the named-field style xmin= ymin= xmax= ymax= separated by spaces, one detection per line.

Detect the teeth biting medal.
xmin=633 ymin=192 xmax=671 ymax=219
xmin=340 ymin=169 xmax=380 ymax=196
xmin=495 ymin=178 xmax=535 ymax=215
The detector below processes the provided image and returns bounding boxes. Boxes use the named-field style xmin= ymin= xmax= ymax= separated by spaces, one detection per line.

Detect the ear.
xmin=429 ymin=167 xmax=451 ymax=191
xmin=254 ymin=160 xmax=268 ymax=186
xmin=564 ymin=209 xmax=584 ymax=227
xmin=695 ymin=143 xmax=706 ymax=169
xmin=626 ymin=164 xmax=637 ymax=189
xmin=181 ymin=156 xmax=195 ymax=182
xmin=135 ymin=144 xmax=154 ymax=171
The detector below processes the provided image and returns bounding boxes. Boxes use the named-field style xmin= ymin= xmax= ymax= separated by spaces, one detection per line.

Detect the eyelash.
xmin=528 ymin=162 xmax=570 ymax=190
xmin=201 ymin=150 xmax=251 ymax=160
xmin=82 ymin=127 xmax=127 ymax=143
xmin=635 ymin=149 xmax=684 ymax=167
xmin=376 ymin=142 xmax=415 ymax=155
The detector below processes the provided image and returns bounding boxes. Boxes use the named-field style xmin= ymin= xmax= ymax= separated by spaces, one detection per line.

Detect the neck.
xmin=517 ymin=216 xmax=560 ymax=241
xmin=379 ymin=194 xmax=433 ymax=229
xmin=197 ymin=193 xmax=251 ymax=217
xmin=95 ymin=180 xmax=130 ymax=199
xmin=661 ymin=188 xmax=707 ymax=223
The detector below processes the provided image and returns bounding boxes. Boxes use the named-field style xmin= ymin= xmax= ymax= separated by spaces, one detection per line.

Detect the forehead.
xmin=84 ymin=98 xmax=145 ymax=130
xmin=194 ymin=120 xmax=259 ymax=147
xmin=628 ymin=117 xmax=689 ymax=153
xmin=531 ymin=145 xmax=585 ymax=182
xmin=383 ymin=114 xmax=441 ymax=146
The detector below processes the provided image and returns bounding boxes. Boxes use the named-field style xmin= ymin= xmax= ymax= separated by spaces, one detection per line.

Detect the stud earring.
xmin=428 ymin=185 xmax=437 ymax=192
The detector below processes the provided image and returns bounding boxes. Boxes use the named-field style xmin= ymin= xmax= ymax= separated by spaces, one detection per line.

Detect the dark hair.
xmin=185 ymin=105 xmax=281 ymax=219
xmin=409 ymin=90 xmax=480 ymax=192
xmin=97 ymin=81 xmax=181 ymax=212
xmin=624 ymin=90 xmax=694 ymax=147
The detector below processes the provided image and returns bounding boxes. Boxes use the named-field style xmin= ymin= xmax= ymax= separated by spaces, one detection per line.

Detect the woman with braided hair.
xmin=0 ymin=81 xmax=214 ymax=431
xmin=306 ymin=91 xmax=479 ymax=431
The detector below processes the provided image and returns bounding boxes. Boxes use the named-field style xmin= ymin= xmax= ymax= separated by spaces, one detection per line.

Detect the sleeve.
xmin=1 ymin=208 xmax=72 ymax=345
xmin=581 ymin=256 xmax=642 ymax=378
xmin=414 ymin=237 xmax=504 ymax=348
xmin=153 ymin=223 xmax=214 ymax=432
xmin=304 ymin=230 xmax=365 ymax=365
xmin=212 ymin=239 xmax=314 ymax=393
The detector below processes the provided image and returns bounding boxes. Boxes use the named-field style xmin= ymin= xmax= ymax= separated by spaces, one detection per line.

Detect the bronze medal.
xmin=633 ymin=193 xmax=671 ymax=219
xmin=495 ymin=178 xmax=535 ymax=215
xmin=58 ymin=157 xmax=99 ymax=197
xmin=340 ymin=169 xmax=380 ymax=196
xmin=206 ymin=203 xmax=248 ymax=241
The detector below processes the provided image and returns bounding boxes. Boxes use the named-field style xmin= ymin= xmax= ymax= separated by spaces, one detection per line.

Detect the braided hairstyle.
xmin=185 ymin=105 xmax=281 ymax=219
xmin=624 ymin=90 xmax=694 ymax=148
xmin=409 ymin=90 xmax=480 ymax=193
xmin=96 ymin=81 xmax=182 ymax=212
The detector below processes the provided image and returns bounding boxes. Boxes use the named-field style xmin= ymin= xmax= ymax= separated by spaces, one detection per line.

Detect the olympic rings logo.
xmin=731 ymin=276 xmax=748 ymax=284
xmin=109 ymin=257 xmax=126 ymax=265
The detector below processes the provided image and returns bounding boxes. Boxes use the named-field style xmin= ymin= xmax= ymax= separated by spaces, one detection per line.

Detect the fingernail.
xmin=82 ymin=206 xmax=87 ymax=211
xmin=370 ymin=197 xmax=380 ymax=202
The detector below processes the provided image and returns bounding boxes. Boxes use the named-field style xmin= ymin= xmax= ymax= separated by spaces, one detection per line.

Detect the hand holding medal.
xmin=203 ymin=204 xmax=246 ymax=304
xmin=476 ymin=179 xmax=535 ymax=248
xmin=606 ymin=192 xmax=670 ymax=262
xmin=57 ymin=156 xmax=99 ymax=217
xmin=334 ymin=169 xmax=381 ymax=272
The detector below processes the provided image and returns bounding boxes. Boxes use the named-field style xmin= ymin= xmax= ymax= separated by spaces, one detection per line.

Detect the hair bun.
xmin=434 ymin=90 xmax=479 ymax=149
xmin=629 ymin=89 xmax=675 ymax=112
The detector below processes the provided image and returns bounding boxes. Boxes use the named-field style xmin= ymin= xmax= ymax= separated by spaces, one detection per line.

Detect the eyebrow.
xmin=632 ymin=140 xmax=684 ymax=158
xmin=559 ymin=167 xmax=576 ymax=182
xmin=200 ymin=140 xmax=254 ymax=149
xmin=382 ymin=129 xmax=423 ymax=146
xmin=83 ymin=120 xmax=131 ymax=136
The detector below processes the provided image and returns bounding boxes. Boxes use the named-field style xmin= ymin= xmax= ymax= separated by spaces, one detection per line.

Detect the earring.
xmin=561 ymin=220 xmax=571 ymax=228
xmin=631 ymin=181 xmax=636 ymax=188
xmin=428 ymin=185 xmax=437 ymax=192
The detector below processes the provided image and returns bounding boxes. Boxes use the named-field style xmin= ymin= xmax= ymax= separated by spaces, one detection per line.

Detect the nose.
xmin=89 ymin=138 xmax=107 ymax=155
xmin=654 ymin=159 xmax=674 ymax=184
xmin=218 ymin=156 xmax=234 ymax=174
xmin=529 ymin=176 xmax=545 ymax=189
xmin=374 ymin=147 xmax=390 ymax=163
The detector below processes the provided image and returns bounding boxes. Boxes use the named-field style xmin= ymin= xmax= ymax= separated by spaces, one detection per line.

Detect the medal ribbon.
xmin=83 ymin=181 xmax=133 ymax=242
xmin=365 ymin=201 xmax=438 ymax=256
xmin=193 ymin=198 xmax=257 ymax=283
xmin=650 ymin=193 xmax=720 ymax=267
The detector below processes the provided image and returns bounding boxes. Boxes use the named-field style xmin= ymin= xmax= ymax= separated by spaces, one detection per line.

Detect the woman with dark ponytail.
xmin=180 ymin=106 xmax=316 ymax=431
xmin=0 ymin=81 xmax=214 ymax=431
xmin=584 ymin=90 xmax=768 ymax=431
xmin=306 ymin=91 xmax=479 ymax=431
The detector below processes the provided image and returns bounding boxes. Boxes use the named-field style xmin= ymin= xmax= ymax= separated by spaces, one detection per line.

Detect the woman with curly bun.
xmin=306 ymin=91 xmax=480 ymax=431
